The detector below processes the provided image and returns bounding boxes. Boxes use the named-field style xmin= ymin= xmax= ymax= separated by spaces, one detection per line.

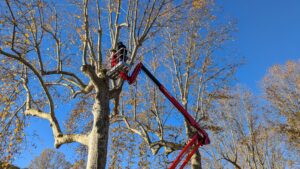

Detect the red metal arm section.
xmin=121 ymin=62 xmax=210 ymax=168
xmin=122 ymin=62 xmax=143 ymax=84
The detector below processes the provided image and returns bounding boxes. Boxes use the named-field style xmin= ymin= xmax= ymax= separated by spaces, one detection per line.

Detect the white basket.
xmin=106 ymin=48 xmax=131 ymax=79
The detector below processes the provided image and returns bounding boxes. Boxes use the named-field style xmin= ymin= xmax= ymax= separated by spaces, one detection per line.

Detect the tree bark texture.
xmin=86 ymin=86 xmax=110 ymax=169
xmin=186 ymin=119 xmax=202 ymax=169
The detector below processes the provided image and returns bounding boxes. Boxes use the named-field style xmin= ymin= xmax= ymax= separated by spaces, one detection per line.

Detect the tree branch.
xmin=55 ymin=134 xmax=89 ymax=148
xmin=73 ymin=81 xmax=94 ymax=98
xmin=43 ymin=70 xmax=86 ymax=88
xmin=150 ymin=140 xmax=184 ymax=155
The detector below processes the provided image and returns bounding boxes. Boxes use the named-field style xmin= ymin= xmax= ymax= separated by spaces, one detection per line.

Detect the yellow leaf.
xmin=192 ymin=0 xmax=206 ymax=9
xmin=25 ymin=39 xmax=30 ymax=44
xmin=16 ymin=137 xmax=22 ymax=143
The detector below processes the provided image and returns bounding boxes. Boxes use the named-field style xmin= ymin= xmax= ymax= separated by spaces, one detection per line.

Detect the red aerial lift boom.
xmin=108 ymin=61 xmax=210 ymax=169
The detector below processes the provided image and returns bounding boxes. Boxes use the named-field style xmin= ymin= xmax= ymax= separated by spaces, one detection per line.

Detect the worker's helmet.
xmin=117 ymin=41 xmax=123 ymax=46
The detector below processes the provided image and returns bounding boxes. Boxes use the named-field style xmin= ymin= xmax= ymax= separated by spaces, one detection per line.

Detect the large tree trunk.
xmin=186 ymin=127 xmax=202 ymax=169
xmin=185 ymin=121 xmax=202 ymax=169
xmin=86 ymin=88 xmax=110 ymax=169
xmin=183 ymin=102 xmax=202 ymax=169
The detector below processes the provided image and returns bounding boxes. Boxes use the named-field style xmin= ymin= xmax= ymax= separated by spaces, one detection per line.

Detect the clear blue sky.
xmin=14 ymin=0 xmax=300 ymax=167
xmin=217 ymin=0 xmax=300 ymax=92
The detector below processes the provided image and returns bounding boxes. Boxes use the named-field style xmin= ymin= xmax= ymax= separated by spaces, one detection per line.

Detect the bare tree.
xmin=29 ymin=149 xmax=72 ymax=169
xmin=114 ymin=2 xmax=239 ymax=168
xmin=262 ymin=60 xmax=300 ymax=153
xmin=0 ymin=0 xmax=186 ymax=168
xmin=208 ymin=87 xmax=289 ymax=169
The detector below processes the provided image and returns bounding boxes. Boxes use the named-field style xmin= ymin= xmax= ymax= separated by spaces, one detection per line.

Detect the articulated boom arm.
xmin=121 ymin=62 xmax=210 ymax=169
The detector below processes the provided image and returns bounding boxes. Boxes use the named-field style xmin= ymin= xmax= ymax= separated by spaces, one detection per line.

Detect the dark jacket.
xmin=117 ymin=42 xmax=127 ymax=61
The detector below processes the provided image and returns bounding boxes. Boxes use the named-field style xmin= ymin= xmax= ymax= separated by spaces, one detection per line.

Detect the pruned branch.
xmin=55 ymin=134 xmax=89 ymax=148
xmin=73 ymin=81 xmax=94 ymax=98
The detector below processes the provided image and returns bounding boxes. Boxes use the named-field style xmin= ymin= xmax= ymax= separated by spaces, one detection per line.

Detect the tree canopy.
xmin=0 ymin=0 xmax=299 ymax=168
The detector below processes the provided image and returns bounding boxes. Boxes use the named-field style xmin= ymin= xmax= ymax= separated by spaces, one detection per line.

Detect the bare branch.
xmin=82 ymin=0 xmax=89 ymax=65
xmin=73 ymin=81 xmax=94 ymax=98
xmin=43 ymin=70 xmax=86 ymax=88
xmin=55 ymin=134 xmax=89 ymax=148
xmin=45 ymin=82 xmax=76 ymax=95
xmin=81 ymin=64 xmax=99 ymax=86
xmin=96 ymin=0 xmax=103 ymax=69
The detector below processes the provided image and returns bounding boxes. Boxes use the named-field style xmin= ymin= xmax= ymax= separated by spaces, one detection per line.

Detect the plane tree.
xmin=111 ymin=2 xmax=240 ymax=168
xmin=262 ymin=60 xmax=300 ymax=153
xmin=0 ymin=0 xmax=188 ymax=168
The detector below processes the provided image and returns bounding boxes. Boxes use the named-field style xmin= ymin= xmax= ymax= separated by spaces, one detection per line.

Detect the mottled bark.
xmin=186 ymin=125 xmax=202 ymax=169
xmin=86 ymin=83 xmax=110 ymax=169
xmin=185 ymin=101 xmax=202 ymax=169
